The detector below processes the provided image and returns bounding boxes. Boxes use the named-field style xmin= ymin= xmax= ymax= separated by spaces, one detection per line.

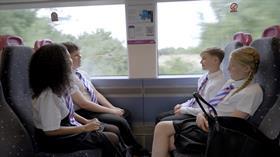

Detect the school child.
xmin=62 ymin=42 xmax=150 ymax=156
xmin=30 ymin=44 xmax=121 ymax=157
xmin=151 ymin=46 xmax=263 ymax=157
xmin=156 ymin=47 xmax=226 ymax=123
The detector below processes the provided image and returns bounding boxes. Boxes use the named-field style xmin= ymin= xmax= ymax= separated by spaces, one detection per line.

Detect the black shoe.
xmin=132 ymin=147 xmax=151 ymax=157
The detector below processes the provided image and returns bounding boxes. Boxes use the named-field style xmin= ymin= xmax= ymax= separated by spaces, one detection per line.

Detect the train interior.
xmin=0 ymin=0 xmax=280 ymax=157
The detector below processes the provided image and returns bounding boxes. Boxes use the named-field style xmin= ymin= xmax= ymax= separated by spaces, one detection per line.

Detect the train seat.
xmin=0 ymin=46 xmax=102 ymax=157
xmin=0 ymin=81 xmax=34 ymax=156
xmin=221 ymin=36 xmax=244 ymax=79
xmin=262 ymin=25 xmax=280 ymax=38
xmin=33 ymin=39 xmax=53 ymax=51
xmin=233 ymin=32 xmax=253 ymax=46
xmin=0 ymin=35 xmax=24 ymax=66
xmin=250 ymin=37 xmax=280 ymax=141
xmin=174 ymin=35 xmax=280 ymax=157
xmin=0 ymin=35 xmax=23 ymax=49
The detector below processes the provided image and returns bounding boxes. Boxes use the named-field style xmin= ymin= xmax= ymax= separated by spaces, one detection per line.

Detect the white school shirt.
xmin=32 ymin=88 xmax=69 ymax=131
xmin=215 ymin=79 xmax=263 ymax=117
xmin=180 ymin=70 xmax=226 ymax=116
xmin=72 ymin=71 xmax=97 ymax=111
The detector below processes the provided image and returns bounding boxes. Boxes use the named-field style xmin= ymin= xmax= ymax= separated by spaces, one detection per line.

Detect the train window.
xmin=157 ymin=1 xmax=211 ymax=75
xmin=157 ymin=0 xmax=280 ymax=76
xmin=1 ymin=0 xmax=280 ymax=77
xmin=0 ymin=4 xmax=128 ymax=77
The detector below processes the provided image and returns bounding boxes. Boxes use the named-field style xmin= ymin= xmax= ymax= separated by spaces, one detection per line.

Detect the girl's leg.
xmin=97 ymin=113 xmax=150 ymax=156
xmin=103 ymin=123 xmax=120 ymax=136
xmin=169 ymin=136 xmax=176 ymax=151
xmin=102 ymin=131 xmax=120 ymax=157
xmin=152 ymin=121 xmax=175 ymax=157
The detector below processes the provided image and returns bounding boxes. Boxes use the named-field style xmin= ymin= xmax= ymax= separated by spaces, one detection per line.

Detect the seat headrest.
xmin=233 ymin=32 xmax=252 ymax=46
xmin=34 ymin=39 xmax=53 ymax=51
xmin=0 ymin=35 xmax=23 ymax=49
xmin=262 ymin=25 xmax=280 ymax=38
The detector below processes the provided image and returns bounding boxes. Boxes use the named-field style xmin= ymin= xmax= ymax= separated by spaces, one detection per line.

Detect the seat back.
xmin=233 ymin=32 xmax=253 ymax=46
xmin=0 ymin=46 xmax=34 ymax=136
xmin=33 ymin=39 xmax=53 ymax=51
xmin=0 ymin=46 xmax=102 ymax=157
xmin=0 ymin=35 xmax=24 ymax=68
xmin=0 ymin=35 xmax=23 ymax=49
xmin=250 ymin=37 xmax=280 ymax=134
xmin=262 ymin=25 xmax=280 ymax=38
xmin=222 ymin=41 xmax=243 ymax=79
xmin=0 ymin=81 xmax=34 ymax=156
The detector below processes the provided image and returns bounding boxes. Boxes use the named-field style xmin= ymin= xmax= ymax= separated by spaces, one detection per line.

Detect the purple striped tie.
xmin=75 ymin=71 xmax=98 ymax=103
xmin=208 ymin=84 xmax=234 ymax=106
xmin=187 ymin=75 xmax=208 ymax=107
xmin=64 ymin=92 xmax=81 ymax=126
xmin=198 ymin=75 xmax=208 ymax=93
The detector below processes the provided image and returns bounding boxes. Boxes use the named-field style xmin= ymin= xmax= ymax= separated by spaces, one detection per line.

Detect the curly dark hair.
xmin=29 ymin=44 xmax=72 ymax=98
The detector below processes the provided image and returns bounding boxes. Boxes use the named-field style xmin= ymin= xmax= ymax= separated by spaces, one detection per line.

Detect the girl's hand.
xmin=173 ymin=104 xmax=181 ymax=114
xmin=196 ymin=112 xmax=209 ymax=132
xmin=173 ymin=104 xmax=181 ymax=111
xmin=84 ymin=118 xmax=100 ymax=124
xmin=83 ymin=120 xmax=101 ymax=132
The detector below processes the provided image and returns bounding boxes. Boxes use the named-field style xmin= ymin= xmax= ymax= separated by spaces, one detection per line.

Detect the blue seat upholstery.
xmin=250 ymin=37 xmax=280 ymax=129
xmin=0 ymin=46 xmax=102 ymax=157
xmin=0 ymin=82 xmax=34 ymax=156
xmin=173 ymin=38 xmax=280 ymax=156
xmin=0 ymin=46 xmax=34 ymax=136
xmin=221 ymin=41 xmax=243 ymax=79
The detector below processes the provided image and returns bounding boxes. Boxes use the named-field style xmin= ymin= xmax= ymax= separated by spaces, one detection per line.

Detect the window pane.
xmin=157 ymin=0 xmax=280 ymax=75
xmin=0 ymin=4 xmax=128 ymax=77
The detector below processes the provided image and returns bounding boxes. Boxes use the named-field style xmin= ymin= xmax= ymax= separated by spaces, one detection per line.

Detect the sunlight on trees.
xmin=0 ymin=0 xmax=279 ymax=76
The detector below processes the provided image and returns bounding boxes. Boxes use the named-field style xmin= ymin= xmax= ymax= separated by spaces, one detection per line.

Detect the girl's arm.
xmin=45 ymin=120 xmax=100 ymax=136
xmin=196 ymin=112 xmax=209 ymax=132
xmin=74 ymin=113 xmax=89 ymax=124
xmin=231 ymin=110 xmax=249 ymax=119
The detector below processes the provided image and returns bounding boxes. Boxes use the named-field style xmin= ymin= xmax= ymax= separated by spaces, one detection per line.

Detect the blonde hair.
xmin=230 ymin=46 xmax=260 ymax=95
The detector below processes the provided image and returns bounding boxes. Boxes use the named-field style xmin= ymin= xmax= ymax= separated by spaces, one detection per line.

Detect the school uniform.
xmin=155 ymin=70 xmax=226 ymax=123
xmin=73 ymin=70 xmax=146 ymax=154
xmin=180 ymin=70 xmax=226 ymax=116
xmin=32 ymin=88 xmax=72 ymax=132
xmin=215 ymin=79 xmax=263 ymax=117
xmin=173 ymin=78 xmax=264 ymax=150
xmin=32 ymin=87 xmax=117 ymax=155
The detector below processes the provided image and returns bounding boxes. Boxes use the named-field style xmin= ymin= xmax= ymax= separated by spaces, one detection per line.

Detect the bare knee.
xmin=154 ymin=121 xmax=175 ymax=136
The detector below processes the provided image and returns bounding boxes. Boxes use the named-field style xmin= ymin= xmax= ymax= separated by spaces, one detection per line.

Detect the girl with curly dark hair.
xmin=29 ymin=44 xmax=121 ymax=156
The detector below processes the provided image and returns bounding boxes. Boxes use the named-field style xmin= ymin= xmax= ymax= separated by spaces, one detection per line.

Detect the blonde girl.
xmin=152 ymin=46 xmax=263 ymax=157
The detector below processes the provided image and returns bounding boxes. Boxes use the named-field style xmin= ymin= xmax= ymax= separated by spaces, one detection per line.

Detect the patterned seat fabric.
xmin=0 ymin=35 xmax=23 ymax=49
xmin=33 ymin=39 xmax=53 ymax=51
xmin=250 ymin=37 xmax=280 ymax=140
xmin=222 ymin=41 xmax=243 ymax=79
xmin=0 ymin=82 xmax=34 ymax=156
xmin=0 ymin=46 xmax=102 ymax=157
xmin=233 ymin=32 xmax=253 ymax=46
xmin=262 ymin=25 xmax=280 ymax=38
